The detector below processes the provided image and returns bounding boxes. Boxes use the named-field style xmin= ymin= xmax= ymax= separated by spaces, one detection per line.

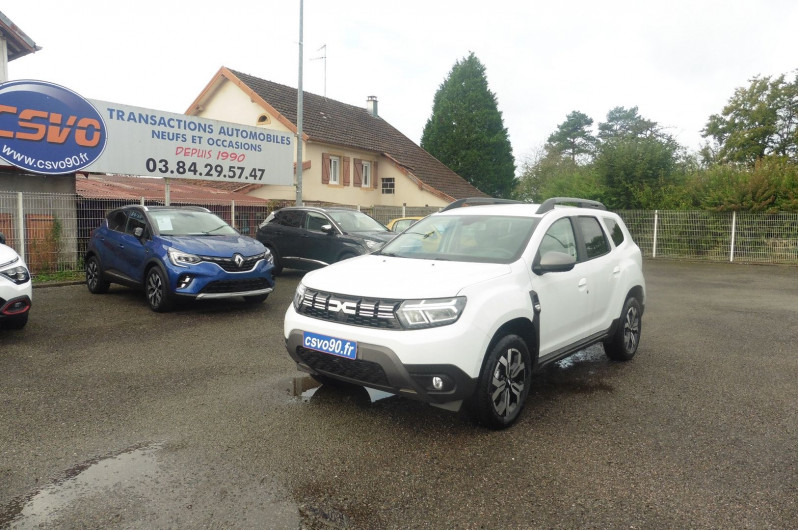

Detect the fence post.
xmin=652 ymin=210 xmax=659 ymax=258
xmin=730 ymin=210 xmax=737 ymax=262
xmin=231 ymin=200 xmax=236 ymax=229
xmin=402 ymin=203 xmax=406 ymax=217
xmin=16 ymin=192 xmax=25 ymax=259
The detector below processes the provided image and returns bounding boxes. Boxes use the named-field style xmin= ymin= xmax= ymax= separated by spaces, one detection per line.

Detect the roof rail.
xmin=536 ymin=197 xmax=606 ymax=214
xmin=441 ymin=197 xmax=523 ymax=212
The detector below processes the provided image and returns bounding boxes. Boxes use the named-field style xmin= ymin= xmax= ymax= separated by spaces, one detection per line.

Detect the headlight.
xmin=0 ymin=265 xmax=30 ymax=285
xmin=168 ymin=248 xmax=201 ymax=267
xmin=396 ymin=297 xmax=466 ymax=329
xmin=364 ymin=239 xmax=383 ymax=250
xmin=263 ymin=249 xmax=274 ymax=264
xmin=293 ymin=283 xmax=307 ymax=311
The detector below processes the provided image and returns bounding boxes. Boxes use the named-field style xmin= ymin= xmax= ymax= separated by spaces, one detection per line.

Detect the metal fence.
xmin=1 ymin=191 xmax=796 ymax=277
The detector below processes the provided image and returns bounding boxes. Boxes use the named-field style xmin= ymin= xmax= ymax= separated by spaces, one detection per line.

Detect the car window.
xmin=149 ymin=210 xmax=238 ymax=236
xmin=327 ymin=210 xmax=387 ymax=232
xmin=126 ymin=210 xmax=147 ymax=236
xmin=393 ymin=219 xmax=416 ymax=232
xmin=107 ymin=210 xmax=127 ymax=232
xmin=380 ymin=215 xmax=537 ymax=264
xmin=604 ymin=217 xmax=625 ymax=247
xmin=275 ymin=210 xmax=303 ymax=228
xmin=578 ymin=216 xmax=610 ymax=259
xmin=539 ymin=218 xmax=577 ymax=260
xmin=305 ymin=212 xmax=329 ymax=232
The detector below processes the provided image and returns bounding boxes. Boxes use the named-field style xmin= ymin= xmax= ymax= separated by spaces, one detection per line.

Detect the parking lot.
xmin=1 ymin=260 xmax=796 ymax=529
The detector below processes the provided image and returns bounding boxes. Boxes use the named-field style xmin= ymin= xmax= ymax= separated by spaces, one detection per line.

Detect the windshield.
xmin=149 ymin=210 xmax=239 ymax=236
xmin=378 ymin=214 xmax=539 ymax=263
xmin=327 ymin=210 xmax=388 ymax=232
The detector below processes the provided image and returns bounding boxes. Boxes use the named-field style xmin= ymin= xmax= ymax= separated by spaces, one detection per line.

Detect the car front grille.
xmin=200 ymin=253 xmax=264 ymax=272
xmin=297 ymin=288 xmax=402 ymax=329
xmin=201 ymin=277 xmax=273 ymax=294
xmin=296 ymin=346 xmax=390 ymax=386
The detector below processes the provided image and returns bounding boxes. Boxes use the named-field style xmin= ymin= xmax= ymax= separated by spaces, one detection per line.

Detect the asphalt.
xmin=0 ymin=260 xmax=796 ymax=529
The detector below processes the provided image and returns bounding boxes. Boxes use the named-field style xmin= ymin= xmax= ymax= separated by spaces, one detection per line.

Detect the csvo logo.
xmin=0 ymin=80 xmax=107 ymax=175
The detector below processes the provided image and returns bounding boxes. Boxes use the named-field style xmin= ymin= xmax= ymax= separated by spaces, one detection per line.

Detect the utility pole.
xmin=295 ymin=0 xmax=304 ymax=206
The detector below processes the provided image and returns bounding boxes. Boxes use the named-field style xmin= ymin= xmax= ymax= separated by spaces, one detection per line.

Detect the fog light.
xmin=177 ymin=274 xmax=193 ymax=289
xmin=432 ymin=376 xmax=445 ymax=390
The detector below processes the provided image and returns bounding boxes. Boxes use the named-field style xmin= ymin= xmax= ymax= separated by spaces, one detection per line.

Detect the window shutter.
xmin=343 ymin=157 xmax=351 ymax=186
xmin=321 ymin=153 xmax=330 ymax=184
xmin=372 ymin=160 xmax=379 ymax=188
xmin=353 ymin=159 xmax=363 ymax=187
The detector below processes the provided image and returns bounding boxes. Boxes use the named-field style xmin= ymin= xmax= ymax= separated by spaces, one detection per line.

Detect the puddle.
xmin=553 ymin=345 xmax=606 ymax=370
xmin=1 ymin=442 xmax=162 ymax=528
xmin=285 ymin=375 xmax=393 ymax=403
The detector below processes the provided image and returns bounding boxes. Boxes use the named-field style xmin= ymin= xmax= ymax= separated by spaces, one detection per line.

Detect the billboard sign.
xmin=84 ymin=101 xmax=293 ymax=185
xmin=0 ymin=80 xmax=294 ymax=185
xmin=0 ymin=80 xmax=107 ymax=175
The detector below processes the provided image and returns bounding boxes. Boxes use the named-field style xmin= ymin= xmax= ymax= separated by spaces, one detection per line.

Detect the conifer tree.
xmin=421 ymin=53 xmax=516 ymax=198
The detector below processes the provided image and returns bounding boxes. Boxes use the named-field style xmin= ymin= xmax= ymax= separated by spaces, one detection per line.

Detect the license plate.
xmin=303 ymin=331 xmax=357 ymax=360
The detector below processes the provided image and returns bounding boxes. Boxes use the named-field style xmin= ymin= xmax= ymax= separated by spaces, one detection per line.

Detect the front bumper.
xmin=285 ymin=329 xmax=476 ymax=405
xmin=1 ymin=294 xmax=32 ymax=318
xmin=165 ymin=258 xmax=276 ymax=299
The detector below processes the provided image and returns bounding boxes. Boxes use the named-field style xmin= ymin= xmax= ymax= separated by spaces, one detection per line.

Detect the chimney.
xmin=367 ymin=96 xmax=378 ymax=117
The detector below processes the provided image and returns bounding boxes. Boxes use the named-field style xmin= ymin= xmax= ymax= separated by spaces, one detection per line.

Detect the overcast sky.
xmin=5 ymin=0 xmax=797 ymax=171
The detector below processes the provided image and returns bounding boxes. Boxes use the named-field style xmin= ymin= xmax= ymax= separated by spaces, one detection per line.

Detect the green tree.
xmin=594 ymin=106 xmax=682 ymax=209
xmin=513 ymin=147 xmax=604 ymax=204
xmin=546 ymin=110 xmax=596 ymax=163
xmin=702 ymin=71 xmax=798 ymax=165
xmin=421 ymin=52 xmax=516 ymax=198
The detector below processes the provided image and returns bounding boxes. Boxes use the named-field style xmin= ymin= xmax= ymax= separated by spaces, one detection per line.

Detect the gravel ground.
xmin=0 ymin=260 xmax=796 ymax=529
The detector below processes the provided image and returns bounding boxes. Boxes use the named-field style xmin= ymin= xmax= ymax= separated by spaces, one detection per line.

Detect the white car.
xmin=0 ymin=232 xmax=32 ymax=330
xmin=284 ymin=198 xmax=646 ymax=428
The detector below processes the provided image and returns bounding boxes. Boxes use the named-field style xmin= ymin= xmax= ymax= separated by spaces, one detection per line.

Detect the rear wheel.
xmin=604 ymin=297 xmax=642 ymax=361
xmin=469 ymin=334 xmax=532 ymax=429
xmin=145 ymin=266 xmax=174 ymax=312
xmin=85 ymin=256 xmax=110 ymax=294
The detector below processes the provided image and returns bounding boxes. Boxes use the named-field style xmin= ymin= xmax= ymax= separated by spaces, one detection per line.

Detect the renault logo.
xmin=233 ymin=254 xmax=244 ymax=267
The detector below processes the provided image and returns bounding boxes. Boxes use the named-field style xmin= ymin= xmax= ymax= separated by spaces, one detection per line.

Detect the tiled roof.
xmin=76 ymin=175 xmax=270 ymax=203
xmin=227 ymin=68 xmax=488 ymax=201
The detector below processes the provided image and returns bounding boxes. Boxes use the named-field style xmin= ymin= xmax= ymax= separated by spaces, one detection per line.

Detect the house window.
xmin=381 ymin=177 xmax=395 ymax=194
xmin=362 ymin=162 xmax=371 ymax=188
xmin=329 ymin=156 xmax=340 ymax=185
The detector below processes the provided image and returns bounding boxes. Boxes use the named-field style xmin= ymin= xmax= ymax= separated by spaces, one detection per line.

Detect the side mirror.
xmin=533 ymin=251 xmax=576 ymax=275
xmin=0 ymin=232 xmax=5 ymax=245
xmin=321 ymin=224 xmax=335 ymax=235
xmin=134 ymin=227 xmax=144 ymax=238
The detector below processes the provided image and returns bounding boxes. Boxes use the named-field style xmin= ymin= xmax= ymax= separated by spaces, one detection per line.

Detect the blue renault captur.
xmin=85 ymin=205 xmax=275 ymax=312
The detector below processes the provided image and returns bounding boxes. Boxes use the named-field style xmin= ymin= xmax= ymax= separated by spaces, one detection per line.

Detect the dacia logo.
xmin=233 ymin=254 xmax=244 ymax=268
xmin=326 ymin=299 xmax=358 ymax=315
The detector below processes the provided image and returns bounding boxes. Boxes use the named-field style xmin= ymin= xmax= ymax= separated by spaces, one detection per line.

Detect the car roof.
xmin=436 ymin=197 xmax=608 ymax=218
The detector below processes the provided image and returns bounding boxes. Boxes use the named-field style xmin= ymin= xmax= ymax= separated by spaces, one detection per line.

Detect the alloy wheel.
xmin=490 ymin=347 xmax=526 ymax=418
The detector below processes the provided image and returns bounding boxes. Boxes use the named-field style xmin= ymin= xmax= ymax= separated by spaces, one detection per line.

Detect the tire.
xmin=5 ymin=312 xmax=28 ymax=330
xmin=469 ymin=334 xmax=532 ymax=429
xmin=604 ymin=297 xmax=642 ymax=361
xmin=85 ymin=256 xmax=110 ymax=294
xmin=243 ymin=293 xmax=269 ymax=304
xmin=267 ymin=245 xmax=283 ymax=276
xmin=145 ymin=266 xmax=174 ymax=312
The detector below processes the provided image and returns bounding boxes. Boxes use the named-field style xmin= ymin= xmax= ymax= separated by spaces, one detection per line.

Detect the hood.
xmin=156 ymin=235 xmax=266 ymax=257
xmin=302 ymin=254 xmax=512 ymax=299
xmin=0 ymin=243 xmax=25 ymax=269
xmin=347 ymin=230 xmax=396 ymax=244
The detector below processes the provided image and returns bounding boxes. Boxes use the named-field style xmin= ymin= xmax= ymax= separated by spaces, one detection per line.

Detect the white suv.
xmin=0 ymin=232 xmax=32 ymax=330
xmin=284 ymin=198 xmax=645 ymax=428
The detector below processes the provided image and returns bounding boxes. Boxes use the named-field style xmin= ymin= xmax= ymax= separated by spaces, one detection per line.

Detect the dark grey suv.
xmin=256 ymin=207 xmax=395 ymax=274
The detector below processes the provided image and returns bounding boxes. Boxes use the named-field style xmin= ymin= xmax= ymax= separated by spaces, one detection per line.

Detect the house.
xmin=187 ymin=67 xmax=488 ymax=208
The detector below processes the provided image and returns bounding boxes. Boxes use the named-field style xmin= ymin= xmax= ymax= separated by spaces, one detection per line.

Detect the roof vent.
xmin=367 ymin=96 xmax=378 ymax=117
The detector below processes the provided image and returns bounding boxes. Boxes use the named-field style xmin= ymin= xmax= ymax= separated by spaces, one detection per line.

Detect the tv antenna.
xmin=311 ymin=44 xmax=327 ymax=97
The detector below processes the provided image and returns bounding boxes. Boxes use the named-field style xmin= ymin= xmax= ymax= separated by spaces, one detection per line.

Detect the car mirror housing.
xmin=321 ymin=224 xmax=335 ymax=235
xmin=533 ymin=251 xmax=576 ymax=275
xmin=134 ymin=227 xmax=144 ymax=238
